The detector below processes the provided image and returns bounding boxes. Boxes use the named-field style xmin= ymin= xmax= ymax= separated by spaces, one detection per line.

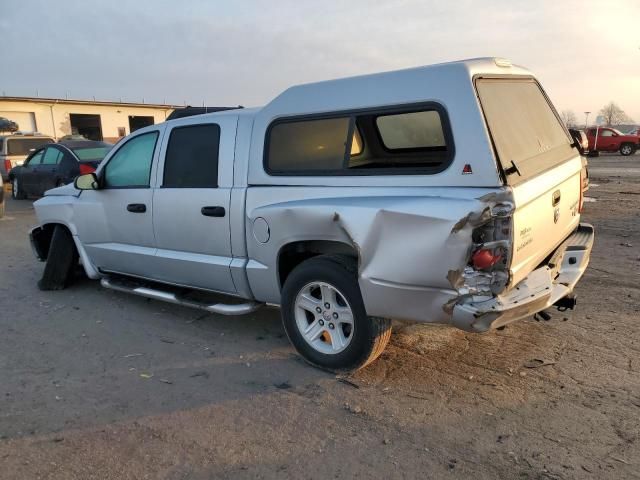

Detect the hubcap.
xmin=12 ymin=178 xmax=18 ymax=196
xmin=294 ymin=281 xmax=354 ymax=354
xmin=622 ymin=145 xmax=632 ymax=154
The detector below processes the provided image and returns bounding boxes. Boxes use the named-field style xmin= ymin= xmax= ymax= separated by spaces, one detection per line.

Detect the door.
xmin=38 ymin=146 xmax=65 ymax=193
xmin=151 ymin=117 xmax=237 ymax=293
xmin=597 ymin=129 xmax=616 ymax=151
xmin=75 ymin=129 xmax=162 ymax=277
xmin=20 ymin=148 xmax=44 ymax=195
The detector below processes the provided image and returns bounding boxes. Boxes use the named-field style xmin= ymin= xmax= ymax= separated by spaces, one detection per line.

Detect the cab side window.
xmin=42 ymin=147 xmax=64 ymax=165
xmin=104 ymin=131 xmax=159 ymax=188
xmin=162 ymin=124 xmax=220 ymax=188
xmin=26 ymin=150 xmax=44 ymax=166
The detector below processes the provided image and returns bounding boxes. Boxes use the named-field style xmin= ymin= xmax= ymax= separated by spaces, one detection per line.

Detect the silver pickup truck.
xmin=30 ymin=58 xmax=594 ymax=371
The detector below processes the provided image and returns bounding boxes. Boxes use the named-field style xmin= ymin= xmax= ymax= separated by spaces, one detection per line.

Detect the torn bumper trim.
xmin=452 ymin=223 xmax=594 ymax=332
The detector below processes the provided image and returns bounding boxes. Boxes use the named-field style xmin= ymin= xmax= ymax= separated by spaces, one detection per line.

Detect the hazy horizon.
xmin=3 ymin=0 xmax=639 ymax=123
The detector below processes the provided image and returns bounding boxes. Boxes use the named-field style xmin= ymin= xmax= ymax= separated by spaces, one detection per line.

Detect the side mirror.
xmin=75 ymin=172 xmax=99 ymax=190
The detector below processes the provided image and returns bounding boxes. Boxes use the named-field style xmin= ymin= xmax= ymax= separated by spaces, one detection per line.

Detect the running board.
xmin=100 ymin=277 xmax=263 ymax=315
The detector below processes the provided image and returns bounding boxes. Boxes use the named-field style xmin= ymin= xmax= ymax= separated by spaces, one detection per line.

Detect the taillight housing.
xmin=462 ymin=202 xmax=514 ymax=297
xmin=4 ymin=159 xmax=11 ymax=174
xmin=79 ymin=163 xmax=96 ymax=175
xmin=578 ymin=163 xmax=588 ymax=213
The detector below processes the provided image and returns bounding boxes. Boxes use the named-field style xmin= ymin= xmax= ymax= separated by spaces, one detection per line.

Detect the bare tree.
xmin=560 ymin=110 xmax=577 ymax=127
xmin=599 ymin=102 xmax=633 ymax=126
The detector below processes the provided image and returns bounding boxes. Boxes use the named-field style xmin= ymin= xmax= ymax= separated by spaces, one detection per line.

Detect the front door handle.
xmin=127 ymin=203 xmax=147 ymax=213
xmin=552 ymin=190 xmax=561 ymax=207
xmin=201 ymin=206 xmax=225 ymax=217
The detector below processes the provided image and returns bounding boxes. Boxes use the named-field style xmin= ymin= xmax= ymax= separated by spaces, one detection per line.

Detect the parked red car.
xmin=586 ymin=127 xmax=640 ymax=156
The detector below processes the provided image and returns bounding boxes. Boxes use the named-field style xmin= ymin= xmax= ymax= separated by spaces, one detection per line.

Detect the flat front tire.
xmin=281 ymin=255 xmax=392 ymax=372
xmin=38 ymin=226 xmax=79 ymax=291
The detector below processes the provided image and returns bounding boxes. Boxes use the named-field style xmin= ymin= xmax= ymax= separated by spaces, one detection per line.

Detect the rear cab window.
xmin=7 ymin=138 xmax=54 ymax=156
xmin=475 ymin=78 xmax=574 ymax=185
xmin=265 ymin=104 xmax=453 ymax=175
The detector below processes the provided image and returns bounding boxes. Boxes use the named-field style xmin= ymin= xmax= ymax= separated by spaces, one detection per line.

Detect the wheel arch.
xmin=277 ymin=240 xmax=358 ymax=290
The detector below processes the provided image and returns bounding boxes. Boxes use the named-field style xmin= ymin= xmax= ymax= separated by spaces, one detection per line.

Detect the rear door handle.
xmin=127 ymin=203 xmax=147 ymax=213
xmin=201 ymin=206 xmax=225 ymax=217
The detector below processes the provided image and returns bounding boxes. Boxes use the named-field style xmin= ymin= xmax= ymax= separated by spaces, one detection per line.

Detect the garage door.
xmin=0 ymin=111 xmax=36 ymax=133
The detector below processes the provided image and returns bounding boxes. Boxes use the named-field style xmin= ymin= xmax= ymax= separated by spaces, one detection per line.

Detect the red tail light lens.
xmin=79 ymin=163 xmax=96 ymax=175
xmin=4 ymin=159 xmax=11 ymax=173
xmin=472 ymin=248 xmax=502 ymax=270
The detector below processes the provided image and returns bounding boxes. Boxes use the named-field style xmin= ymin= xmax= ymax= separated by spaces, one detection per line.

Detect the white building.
xmin=0 ymin=96 xmax=177 ymax=143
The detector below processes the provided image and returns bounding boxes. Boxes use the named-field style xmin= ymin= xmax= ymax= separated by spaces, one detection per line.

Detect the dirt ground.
xmin=0 ymin=154 xmax=638 ymax=479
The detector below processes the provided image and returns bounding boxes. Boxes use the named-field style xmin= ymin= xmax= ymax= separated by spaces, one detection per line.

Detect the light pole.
xmin=584 ymin=111 xmax=590 ymax=129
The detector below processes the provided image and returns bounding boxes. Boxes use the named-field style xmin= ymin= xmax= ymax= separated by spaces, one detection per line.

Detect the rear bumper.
xmin=452 ymin=223 xmax=594 ymax=332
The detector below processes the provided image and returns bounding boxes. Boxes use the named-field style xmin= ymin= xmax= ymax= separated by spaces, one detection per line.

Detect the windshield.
xmin=476 ymin=78 xmax=573 ymax=185
xmin=71 ymin=146 xmax=112 ymax=162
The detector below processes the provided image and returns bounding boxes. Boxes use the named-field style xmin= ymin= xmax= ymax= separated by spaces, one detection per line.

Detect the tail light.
xmin=578 ymin=162 xmax=588 ymax=213
xmin=79 ymin=163 xmax=96 ymax=175
xmin=4 ymin=159 xmax=11 ymax=174
xmin=461 ymin=203 xmax=514 ymax=297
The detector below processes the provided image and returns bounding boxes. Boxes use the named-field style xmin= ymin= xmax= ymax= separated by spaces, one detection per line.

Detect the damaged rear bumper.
xmin=451 ymin=223 xmax=594 ymax=332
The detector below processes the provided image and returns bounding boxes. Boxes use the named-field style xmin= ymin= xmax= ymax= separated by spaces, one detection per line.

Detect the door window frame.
xmin=24 ymin=148 xmax=45 ymax=166
xmin=99 ymin=129 xmax=161 ymax=189
xmin=161 ymin=123 xmax=221 ymax=189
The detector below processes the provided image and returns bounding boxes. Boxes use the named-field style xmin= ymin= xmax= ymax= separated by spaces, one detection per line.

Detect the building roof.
xmin=0 ymin=95 xmax=180 ymax=109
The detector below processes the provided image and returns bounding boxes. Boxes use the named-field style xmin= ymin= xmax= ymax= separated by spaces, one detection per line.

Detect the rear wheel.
xmin=281 ymin=255 xmax=392 ymax=372
xmin=38 ymin=225 xmax=79 ymax=291
xmin=12 ymin=177 xmax=26 ymax=199
xmin=620 ymin=143 xmax=635 ymax=156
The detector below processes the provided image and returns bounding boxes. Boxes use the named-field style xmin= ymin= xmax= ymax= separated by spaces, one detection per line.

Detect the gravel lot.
xmin=0 ymin=154 xmax=639 ymax=479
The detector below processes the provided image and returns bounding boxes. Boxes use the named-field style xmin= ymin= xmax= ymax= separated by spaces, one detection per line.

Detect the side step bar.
xmin=100 ymin=277 xmax=263 ymax=316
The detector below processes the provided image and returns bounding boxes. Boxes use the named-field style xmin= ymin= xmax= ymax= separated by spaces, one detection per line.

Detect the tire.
xmin=587 ymin=151 xmax=600 ymax=157
xmin=0 ymin=200 xmax=4 ymax=218
xmin=281 ymin=255 xmax=392 ymax=372
xmin=38 ymin=225 xmax=79 ymax=291
xmin=620 ymin=143 xmax=635 ymax=156
xmin=11 ymin=177 xmax=26 ymax=200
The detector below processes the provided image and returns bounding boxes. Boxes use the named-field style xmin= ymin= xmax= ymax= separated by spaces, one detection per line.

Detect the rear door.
xmin=476 ymin=77 xmax=582 ymax=287
xmin=38 ymin=146 xmax=65 ymax=193
xmin=151 ymin=116 xmax=237 ymax=293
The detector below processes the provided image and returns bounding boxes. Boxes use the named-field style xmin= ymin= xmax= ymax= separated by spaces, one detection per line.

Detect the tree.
xmin=599 ymin=102 xmax=633 ymax=126
xmin=560 ymin=110 xmax=577 ymax=127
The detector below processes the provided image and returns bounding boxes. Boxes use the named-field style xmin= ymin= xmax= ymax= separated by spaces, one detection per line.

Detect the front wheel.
xmin=281 ymin=255 xmax=392 ymax=372
xmin=620 ymin=143 xmax=635 ymax=156
xmin=11 ymin=177 xmax=26 ymax=199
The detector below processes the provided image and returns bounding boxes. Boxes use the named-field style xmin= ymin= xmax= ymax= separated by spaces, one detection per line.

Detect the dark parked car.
xmin=9 ymin=140 xmax=111 ymax=199
xmin=569 ymin=128 xmax=589 ymax=156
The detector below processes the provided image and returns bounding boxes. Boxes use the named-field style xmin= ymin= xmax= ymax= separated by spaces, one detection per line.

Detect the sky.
xmin=2 ymin=0 xmax=639 ymax=123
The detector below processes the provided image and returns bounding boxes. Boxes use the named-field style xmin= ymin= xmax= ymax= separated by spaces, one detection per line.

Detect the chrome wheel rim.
xmin=12 ymin=178 xmax=18 ymax=197
xmin=622 ymin=145 xmax=632 ymax=155
xmin=294 ymin=281 xmax=354 ymax=354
